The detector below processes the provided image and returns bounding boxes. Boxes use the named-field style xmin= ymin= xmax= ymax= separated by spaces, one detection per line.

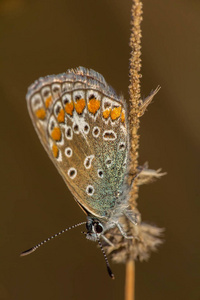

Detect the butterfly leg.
xmin=124 ymin=209 xmax=140 ymax=225
xmin=101 ymin=235 xmax=114 ymax=247
xmin=116 ymin=221 xmax=140 ymax=241
xmin=116 ymin=222 xmax=133 ymax=239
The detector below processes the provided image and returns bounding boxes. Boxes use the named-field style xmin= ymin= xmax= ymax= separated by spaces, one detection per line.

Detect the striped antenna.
xmin=81 ymin=231 xmax=115 ymax=279
xmin=20 ymin=222 xmax=86 ymax=257
xmin=97 ymin=237 xmax=115 ymax=279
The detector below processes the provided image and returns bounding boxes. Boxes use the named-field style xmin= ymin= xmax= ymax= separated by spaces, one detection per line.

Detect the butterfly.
xmin=21 ymin=67 xmax=138 ymax=278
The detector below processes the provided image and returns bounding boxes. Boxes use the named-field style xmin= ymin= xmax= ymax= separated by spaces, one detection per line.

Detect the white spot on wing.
xmin=118 ymin=142 xmax=126 ymax=151
xmin=57 ymin=151 xmax=62 ymax=162
xmin=62 ymin=93 xmax=72 ymax=106
xmin=52 ymin=83 xmax=61 ymax=99
xmin=84 ymin=155 xmax=94 ymax=169
xmin=31 ymin=93 xmax=43 ymax=110
xmin=73 ymin=90 xmax=85 ymax=102
xmin=68 ymin=168 xmax=77 ymax=179
xmin=103 ymin=130 xmax=117 ymax=141
xmin=86 ymin=185 xmax=94 ymax=196
xmin=65 ymin=147 xmax=73 ymax=158
xmin=105 ymin=157 xmax=112 ymax=168
xmin=54 ymin=102 xmax=62 ymax=116
xmin=41 ymin=86 xmax=51 ymax=99
xmin=102 ymin=97 xmax=112 ymax=111
xmin=87 ymin=90 xmax=101 ymax=102
xmin=65 ymin=126 xmax=73 ymax=140
xmin=97 ymin=169 xmax=103 ymax=178
xmin=48 ymin=115 xmax=56 ymax=136
xmin=73 ymin=123 xmax=79 ymax=134
xmin=92 ymin=126 xmax=100 ymax=138
xmin=83 ymin=122 xmax=90 ymax=134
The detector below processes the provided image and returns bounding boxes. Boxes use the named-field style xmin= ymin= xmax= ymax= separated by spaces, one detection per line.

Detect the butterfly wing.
xmin=26 ymin=67 xmax=129 ymax=219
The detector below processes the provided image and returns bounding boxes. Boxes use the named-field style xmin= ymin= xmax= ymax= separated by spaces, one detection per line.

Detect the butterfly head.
xmin=85 ymin=217 xmax=105 ymax=241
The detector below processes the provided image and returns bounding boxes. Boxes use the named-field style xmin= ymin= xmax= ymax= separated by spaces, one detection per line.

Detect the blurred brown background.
xmin=0 ymin=0 xmax=199 ymax=299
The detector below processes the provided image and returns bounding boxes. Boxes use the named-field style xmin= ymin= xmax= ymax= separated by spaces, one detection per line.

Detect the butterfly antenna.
xmin=20 ymin=222 xmax=86 ymax=257
xmin=97 ymin=236 xmax=115 ymax=279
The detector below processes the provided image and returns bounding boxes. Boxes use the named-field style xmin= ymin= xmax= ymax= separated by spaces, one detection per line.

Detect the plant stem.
xmin=128 ymin=0 xmax=143 ymax=204
xmin=125 ymin=259 xmax=135 ymax=300
xmin=126 ymin=0 xmax=143 ymax=299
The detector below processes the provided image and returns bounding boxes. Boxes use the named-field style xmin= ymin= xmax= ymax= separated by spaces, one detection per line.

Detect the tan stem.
xmin=128 ymin=0 xmax=143 ymax=208
xmin=125 ymin=259 xmax=135 ymax=300
xmin=125 ymin=0 xmax=143 ymax=299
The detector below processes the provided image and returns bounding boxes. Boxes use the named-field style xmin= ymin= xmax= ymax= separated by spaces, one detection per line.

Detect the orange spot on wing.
xmin=57 ymin=109 xmax=65 ymax=123
xmin=45 ymin=96 xmax=52 ymax=108
xmin=65 ymin=103 xmax=74 ymax=116
xmin=121 ymin=111 xmax=125 ymax=123
xmin=75 ymin=99 xmax=86 ymax=114
xmin=35 ymin=108 xmax=46 ymax=120
xmin=52 ymin=144 xmax=59 ymax=158
xmin=103 ymin=108 xmax=111 ymax=119
xmin=51 ymin=127 xmax=61 ymax=141
xmin=111 ymin=106 xmax=122 ymax=120
xmin=87 ymin=98 xmax=100 ymax=114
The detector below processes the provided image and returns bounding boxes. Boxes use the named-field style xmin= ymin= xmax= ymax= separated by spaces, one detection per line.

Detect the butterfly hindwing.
xmin=26 ymin=67 xmax=129 ymax=218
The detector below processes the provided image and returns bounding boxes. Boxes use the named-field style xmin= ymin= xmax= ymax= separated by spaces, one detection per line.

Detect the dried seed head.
xmin=102 ymin=217 xmax=164 ymax=264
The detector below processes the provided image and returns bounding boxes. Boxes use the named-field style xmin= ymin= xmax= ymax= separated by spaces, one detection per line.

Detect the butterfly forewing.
xmin=26 ymin=67 xmax=129 ymax=219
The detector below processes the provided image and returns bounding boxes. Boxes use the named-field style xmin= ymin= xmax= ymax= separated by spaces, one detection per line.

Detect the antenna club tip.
xmin=107 ymin=266 xmax=115 ymax=279
xmin=20 ymin=247 xmax=36 ymax=257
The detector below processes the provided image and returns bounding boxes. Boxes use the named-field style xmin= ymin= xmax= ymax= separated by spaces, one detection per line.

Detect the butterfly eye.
xmin=86 ymin=222 xmax=92 ymax=232
xmin=94 ymin=222 xmax=103 ymax=234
